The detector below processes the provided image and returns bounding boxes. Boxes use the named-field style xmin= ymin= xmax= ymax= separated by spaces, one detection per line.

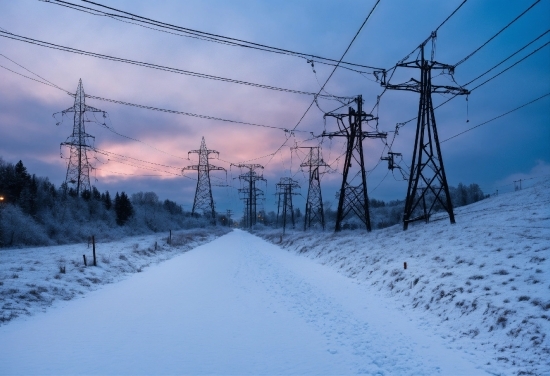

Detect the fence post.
xmin=83 ymin=254 xmax=87 ymax=266
xmin=92 ymin=235 xmax=97 ymax=266
xmin=169 ymin=230 xmax=172 ymax=245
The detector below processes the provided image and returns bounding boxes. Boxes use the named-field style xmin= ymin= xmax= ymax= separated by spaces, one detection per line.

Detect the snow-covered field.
xmin=1 ymin=229 xmax=489 ymax=375
xmin=0 ymin=227 xmax=231 ymax=324
xmin=258 ymin=179 xmax=550 ymax=375
xmin=0 ymin=179 xmax=548 ymax=375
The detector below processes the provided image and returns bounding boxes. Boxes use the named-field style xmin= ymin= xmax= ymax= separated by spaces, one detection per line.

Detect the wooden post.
xmin=155 ymin=241 xmax=157 ymax=251
xmin=404 ymin=262 xmax=407 ymax=270
xmin=83 ymin=254 xmax=87 ymax=266
xmin=169 ymin=230 xmax=172 ymax=245
xmin=92 ymin=235 xmax=97 ymax=266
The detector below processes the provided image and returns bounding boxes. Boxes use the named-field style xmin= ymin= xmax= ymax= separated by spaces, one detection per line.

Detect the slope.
xmin=258 ymin=178 xmax=550 ymax=375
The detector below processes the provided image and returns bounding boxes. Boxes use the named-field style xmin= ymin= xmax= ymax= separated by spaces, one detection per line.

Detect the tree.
xmin=13 ymin=160 xmax=30 ymax=200
xmin=163 ymin=199 xmax=182 ymax=215
xmin=114 ymin=191 xmax=134 ymax=225
xmin=102 ymin=191 xmax=112 ymax=210
xmin=81 ymin=189 xmax=92 ymax=201
xmin=91 ymin=186 xmax=101 ymax=200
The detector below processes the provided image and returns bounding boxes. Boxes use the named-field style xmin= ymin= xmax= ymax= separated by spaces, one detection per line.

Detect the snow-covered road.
xmin=0 ymin=230 xmax=489 ymax=375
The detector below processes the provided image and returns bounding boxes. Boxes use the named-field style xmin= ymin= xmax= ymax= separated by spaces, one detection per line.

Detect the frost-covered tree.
xmin=114 ymin=192 xmax=134 ymax=226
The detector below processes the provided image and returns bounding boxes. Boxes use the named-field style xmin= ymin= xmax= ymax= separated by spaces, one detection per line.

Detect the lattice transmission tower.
xmin=321 ymin=95 xmax=386 ymax=232
xmin=58 ymin=79 xmax=105 ymax=195
xmin=275 ymin=177 xmax=300 ymax=234
xmin=183 ymin=137 xmax=225 ymax=222
xmin=378 ymin=32 xmax=469 ymax=230
xmin=296 ymin=146 xmax=329 ymax=230
xmin=232 ymin=164 xmax=265 ymax=229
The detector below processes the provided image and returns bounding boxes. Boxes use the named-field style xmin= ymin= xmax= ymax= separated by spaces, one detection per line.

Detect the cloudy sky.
xmin=0 ymin=0 xmax=548 ymax=217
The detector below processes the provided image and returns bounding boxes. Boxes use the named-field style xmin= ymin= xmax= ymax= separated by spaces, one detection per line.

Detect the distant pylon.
xmin=296 ymin=146 xmax=329 ymax=230
xmin=59 ymin=79 xmax=105 ymax=195
xmin=232 ymin=163 xmax=265 ymax=229
xmin=378 ymin=32 xmax=469 ymax=229
xmin=275 ymin=177 xmax=300 ymax=234
xmin=183 ymin=137 xmax=225 ymax=222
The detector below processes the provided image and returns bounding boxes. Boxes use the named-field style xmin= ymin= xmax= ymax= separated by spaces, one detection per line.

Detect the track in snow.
xmin=0 ymin=230 xmax=488 ymax=375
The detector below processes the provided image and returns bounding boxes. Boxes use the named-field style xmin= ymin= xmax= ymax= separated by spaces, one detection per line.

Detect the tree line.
xmin=253 ymin=183 xmax=487 ymax=230
xmin=0 ymin=158 xmax=211 ymax=248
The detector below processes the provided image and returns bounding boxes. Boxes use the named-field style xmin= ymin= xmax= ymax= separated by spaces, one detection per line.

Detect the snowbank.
xmin=256 ymin=179 xmax=550 ymax=375
xmin=0 ymin=227 xmax=231 ymax=324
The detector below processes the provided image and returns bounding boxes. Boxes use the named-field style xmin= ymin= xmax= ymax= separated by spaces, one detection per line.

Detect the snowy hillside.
xmin=0 ymin=227 xmax=230 ymax=324
xmin=257 ymin=178 xmax=550 ymax=375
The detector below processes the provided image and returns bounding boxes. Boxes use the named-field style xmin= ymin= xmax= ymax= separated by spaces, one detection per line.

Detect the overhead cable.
xmin=0 ymin=51 xmax=306 ymax=135
xmin=441 ymin=92 xmax=550 ymax=143
xmin=454 ymin=0 xmax=541 ymax=67
xmin=0 ymin=29 xmax=351 ymax=100
xmin=464 ymin=29 xmax=550 ymax=86
xmin=264 ymin=0 xmax=382 ymax=168
xmin=86 ymin=94 xmax=305 ymax=133
xmin=43 ymin=0 xmax=384 ymax=72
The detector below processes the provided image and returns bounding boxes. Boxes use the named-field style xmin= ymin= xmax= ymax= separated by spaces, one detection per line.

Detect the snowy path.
xmin=0 ymin=230 xmax=488 ymax=375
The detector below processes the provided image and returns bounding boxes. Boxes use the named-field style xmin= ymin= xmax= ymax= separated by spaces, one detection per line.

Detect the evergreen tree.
xmin=81 ymin=189 xmax=92 ymax=201
xmin=91 ymin=186 xmax=101 ymax=200
xmin=13 ymin=160 xmax=30 ymax=202
xmin=114 ymin=191 xmax=133 ymax=225
xmin=103 ymin=191 xmax=112 ymax=210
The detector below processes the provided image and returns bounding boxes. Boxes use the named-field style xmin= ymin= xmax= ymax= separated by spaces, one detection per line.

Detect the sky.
xmin=0 ymin=0 xmax=548 ymax=218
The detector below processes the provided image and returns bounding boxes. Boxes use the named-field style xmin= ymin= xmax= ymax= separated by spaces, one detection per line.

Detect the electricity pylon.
xmin=233 ymin=164 xmax=265 ymax=229
xmin=183 ymin=137 xmax=225 ymax=222
xmin=378 ymin=32 xmax=469 ymax=230
xmin=59 ymin=79 xmax=105 ymax=195
xmin=321 ymin=95 xmax=386 ymax=232
xmin=296 ymin=146 xmax=329 ymax=230
xmin=275 ymin=177 xmax=300 ymax=234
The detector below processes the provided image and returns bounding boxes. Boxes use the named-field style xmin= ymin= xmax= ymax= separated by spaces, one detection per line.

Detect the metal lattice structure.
xmin=233 ymin=164 xmax=265 ymax=229
xmin=59 ymin=79 xmax=104 ymax=195
xmin=183 ymin=137 xmax=225 ymax=221
xmin=275 ymin=177 xmax=300 ymax=234
xmin=379 ymin=32 xmax=469 ymax=230
xmin=297 ymin=147 xmax=329 ymax=230
xmin=322 ymin=95 xmax=386 ymax=232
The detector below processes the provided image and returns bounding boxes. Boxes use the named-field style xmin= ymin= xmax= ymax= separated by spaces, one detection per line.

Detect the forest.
xmin=0 ymin=158 xmax=211 ymax=247
xmin=0 ymin=158 xmax=486 ymax=247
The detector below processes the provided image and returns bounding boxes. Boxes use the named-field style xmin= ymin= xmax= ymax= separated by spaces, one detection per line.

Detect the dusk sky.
xmin=0 ymin=0 xmax=548 ymax=217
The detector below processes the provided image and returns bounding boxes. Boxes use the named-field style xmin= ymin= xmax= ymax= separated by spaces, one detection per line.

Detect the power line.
xmin=441 ymin=92 xmax=550 ymax=143
xmin=389 ymin=0 xmax=469 ymax=73
xmin=94 ymin=167 xmax=169 ymax=177
xmin=435 ymin=0 xmax=468 ymax=32
xmin=86 ymin=94 xmax=304 ymax=132
xmin=469 ymin=40 xmax=550 ymax=91
xmin=369 ymin=0 xmax=468 ymax=114
xmin=0 ymin=52 xmax=308 ymax=137
xmin=464 ymin=29 xmax=550 ymax=87
xmin=0 ymin=53 xmax=69 ymax=93
xmin=0 ymin=29 xmax=351 ymax=101
xmin=454 ymin=0 xmax=541 ymax=67
xmin=44 ymin=0 xmax=384 ymax=73
xmin=93 ymin=147 xmax=181 ymax=170
xmin=264 ymin=0 xmax=382 ymax=168
xmin=390 ymin=31 xmax=550 ymax=132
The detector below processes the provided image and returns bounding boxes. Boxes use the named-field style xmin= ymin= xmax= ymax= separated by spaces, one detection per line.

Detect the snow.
xmin=0 ymin=230 xmax=488 ymax=375
xmin=0 ymin=227 xmax=230 ymax=323
xmin=0 ymin=179 xmax=548 ymax=375
xmin=258 ymin=178 xmax=550 ymax=375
